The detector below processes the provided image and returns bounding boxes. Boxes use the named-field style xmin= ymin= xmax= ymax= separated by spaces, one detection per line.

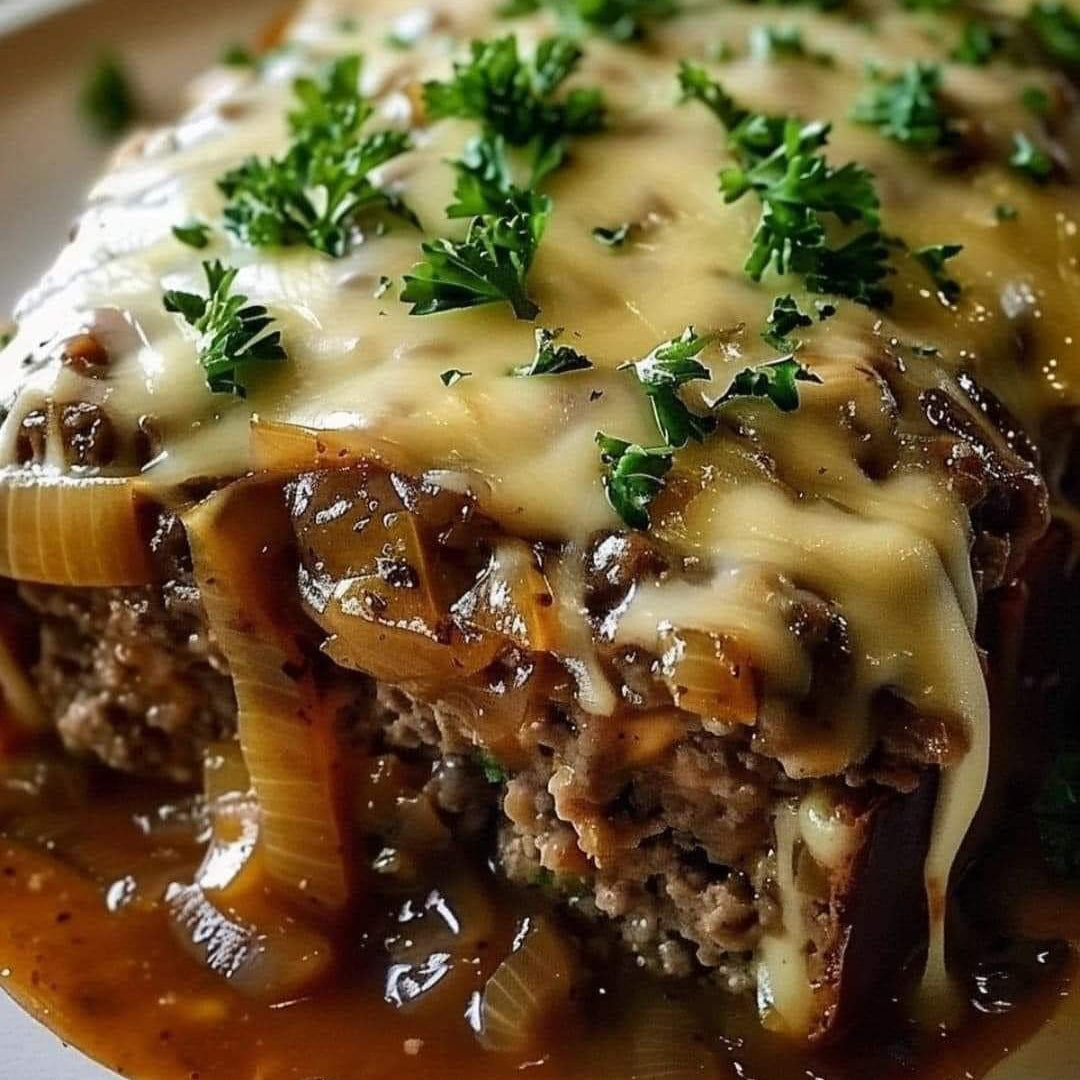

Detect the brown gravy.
xmin=0 ymin=755 xmax=1074 ymax=1080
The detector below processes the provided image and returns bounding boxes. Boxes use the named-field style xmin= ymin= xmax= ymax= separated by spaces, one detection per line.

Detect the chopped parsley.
xmin=1021 ymin=85 xmax=1051 ymax=115
xmin=913 ymin=243 xmax=963 ymax=303
xmin=172 ymin=221 xmax=212 ymax=249
xmin=513 ymin=327 xmax=593 ymax=375
xmin=592 ymin=223 xmax=634 ymax=247
xmin=763 ymin=294 xmax=813 ymax=350
xmin=1027 ymin=1 xmax=1080 ymax=73
xmin=596 ymin=434 xmax=674 ymax=530
xmin=620 ymin=327 xmax=716 ymax=447
xmin=218 ymin=56 xmax=416 ymax=257
xmin=401 ymin=194 xmax=551 ymax=319
xmin=715 ymin=356 xmax=821 ymax=412
xmin=474 ymin=748 xmax=509 ymax=784
xmin=995 ymin=202 xmax=1019 ymax=221
xmin=163 ymin=260 xmax=286 ymax=397
xmin=1010 ymin=132 xmax=1054 ymax=182
xmin=221 ymin=43 xmax=257 ymax=67
xmin=679 ymin=63 xmax=892 ymax=307
xmin=446 ymin=133 xmax=527 ymax=219
xmin=852 ymin=62 xmax=957 ymax=150
xmin=950 ymin=21 xmax=1005 ymax=65
xmin=749 ymin=25 xmax=831 ymax=63
xmin=498 ymin=0 xmax=680 ymax=41
xmin=80 ymin=54 xmax=137 ymax=138
xmin=423 ymin=36 xmax=605 ymax=182
xmin=440 ymin=368 xmax=472 ymax=386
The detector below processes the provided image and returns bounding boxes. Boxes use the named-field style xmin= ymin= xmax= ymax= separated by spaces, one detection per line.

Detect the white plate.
xmin=0 ymin=1 xmax=1078 ymax=1078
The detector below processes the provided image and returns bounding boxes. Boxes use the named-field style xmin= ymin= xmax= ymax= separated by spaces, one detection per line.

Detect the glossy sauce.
xmin=0 ymin=756 xmax=1073 ymax=1080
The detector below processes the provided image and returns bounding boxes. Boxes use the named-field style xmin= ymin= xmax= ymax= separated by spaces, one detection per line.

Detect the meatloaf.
xmin=2 ymin=0 xmax=1079 ymax=1045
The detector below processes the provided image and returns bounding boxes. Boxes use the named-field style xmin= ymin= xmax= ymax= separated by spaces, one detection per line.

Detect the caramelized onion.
xmin=291 ymin=466 xmax=499 ymax=683
xmin=0 ymin=471 xmax=153 ymax=586
xmin=659 ymin=627 xmax=758 ymax=729
xmin=165 ymin=882 xmax=333 ymax=1000
xmin=184 ymin=480 xmax=356 ymax=914
xmin=251 ymin=418 xmax=422 ymax=475
xmin=198 ymin=742 xmax=259 ymax=894
xmin=452 ymin=540 xmax=560 ymax=652
xmin=591 ymin=997 xmax=718 ymax=1080
xmin=479 ymin=915 xmax=579 ymax=1053
xmin=0 ymin=634 xmax=48 ymax=747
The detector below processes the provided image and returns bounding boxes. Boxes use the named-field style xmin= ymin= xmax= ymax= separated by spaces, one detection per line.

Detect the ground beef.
xmin=19 ymin=582 xmax=235 ymax=784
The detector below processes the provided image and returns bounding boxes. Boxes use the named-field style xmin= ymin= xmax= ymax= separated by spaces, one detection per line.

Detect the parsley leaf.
xmin=680 ymin=64 xmax=892 ymax=307
xmin=447 ymin=133 xmax=523 ymax=219
xmin=596 ymin=434 xmax=673 ymax=530
xmin=749 ymin=25 xmax=830 ymax=63
xmin=1010 ymin=132 xmax=1054 ymax=181
xmin=620 ymin=327 xmax=716 ymax=447
xmin=852 ymin=62 xmax=957 ymax=149
xmin=221 ymin=43 xmax=257 ymax=68
xmin=995 ymin=203 xmax=1019 ymax=221
xmin=1027 ymin=1 xmax=1080 ymax=73
xmin=498 ymin=0 xmax=681 ymax=41
xmin=219 ymin=56 xmax=416 ymax=257
xmin=716 ymin=356 xmax=821 ymax=412
xmin=1021 ymin=85 xmax=1051 ymax=115
xmin=913 ymin=243 xmax=963 ymax=303
xmin=401 ymin=194 xmax=552 ymax=318
xmin=163 ymin=260 xmax=286 ymax=397
xmin=172 ymin=221 xmax=212 ymax=249
xmin=80 ymin=54 xmax=137 ymax=139
xmin=513 ymin=327 xmax=594 ymax=375
xmin=763 ymin=294 xmax=812 ymax=350
xmin=423 ymin=36 xmax=605 ymax=181
xmin=951 ymin=21 xmax=1005 ymax=65
xmin=473 ymin=748 xmax=510 ymax=784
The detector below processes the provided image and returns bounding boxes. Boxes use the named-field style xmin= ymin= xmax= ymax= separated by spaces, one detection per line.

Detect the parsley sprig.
xmin=679 ymin=63 xmax=892 ymax=307
xmin=620 ymin=327 xmax=716 ymax=447
xmin=716 ymin=357 xmax=821 ymax=412
xmin=598 ymin=326 xmax=820 ymax=528
xmin=762 ymin=294 xmax=812 ymax=350
xmin=1027 ymin=1 xmax=1080 ymax=73
xmin=423 ymin=36 xmax=605 ymax=182
xmin=852 ymin=62 xmax=958 ymax=150
xmin=163 ymin=260 xmax=286 ymax=396
xmin=498 ymin=0 xmax=681 ymax=41
xmin=913 ymin=243 xmax=963 ymax=303
xmin=596 ymin=435 xmax=674 ymax=530
xmin=513 ymin=327 xmax=593 ymax=375
xmin=218 ymin=56 xmax=416 ymax=258
xmin=402 ymin=134 xmax=552 ymax=318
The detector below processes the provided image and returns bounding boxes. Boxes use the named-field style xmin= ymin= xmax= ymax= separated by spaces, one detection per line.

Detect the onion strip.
xmin=0 ymin=470 xmax=153 ymax=586
xmin=184 ymin=479 xmax=356 ymax=915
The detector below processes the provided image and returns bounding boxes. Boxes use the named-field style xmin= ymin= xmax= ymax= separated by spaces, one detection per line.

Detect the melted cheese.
xmin=1 ymin=0 xmax=1078 ymax=1029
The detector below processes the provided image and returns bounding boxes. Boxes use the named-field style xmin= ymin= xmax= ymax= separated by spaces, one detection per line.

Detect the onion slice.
xmin=165 ymin=881 xmax=333 ymax=1000
xmin=184 ymin=479 xmax=356 ymax=915
xmin=251 ymin=419 xmax=422 ymax=476
xmin=0 ymin=470 xmax=153 ymax=586
xmin=479 ymin=915 xmax=579 ymax=1053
